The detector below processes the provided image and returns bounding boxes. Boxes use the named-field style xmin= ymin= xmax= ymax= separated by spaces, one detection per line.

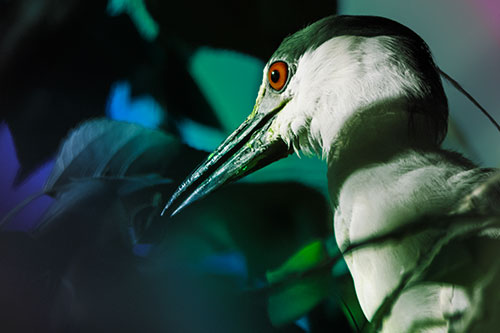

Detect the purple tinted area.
xmin=474 ymin=0 xmax=500 ymax=41
xmin=132 ymin=243 xmax=153 ymax=257
xmin=0 ymin=123 xmax=54 ymax=231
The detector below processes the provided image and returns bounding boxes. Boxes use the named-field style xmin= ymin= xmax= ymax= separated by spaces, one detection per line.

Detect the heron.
xmin=164 ymin=15 xmax=500 ymax=332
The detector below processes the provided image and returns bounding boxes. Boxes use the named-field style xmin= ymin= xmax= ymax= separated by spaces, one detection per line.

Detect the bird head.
xmin=164 ymin=15 xmax=449 ymax=215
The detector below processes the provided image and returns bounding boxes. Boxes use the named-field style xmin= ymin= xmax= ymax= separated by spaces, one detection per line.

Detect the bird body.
xmin=165 ymin=15 xmax=500 ymax=332
xmin=333 ymin=148 xmax=492 ymax=331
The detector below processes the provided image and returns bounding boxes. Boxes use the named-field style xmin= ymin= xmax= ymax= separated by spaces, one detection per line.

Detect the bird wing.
xmin=453 ymin=169 xmax=500 ymax=216
xmin=416 ymin=170 xmax=500 ymax=332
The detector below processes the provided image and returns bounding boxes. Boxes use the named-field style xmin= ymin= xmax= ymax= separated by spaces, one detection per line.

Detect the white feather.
xmin=270 ymin=35 xmax=426 ymax=159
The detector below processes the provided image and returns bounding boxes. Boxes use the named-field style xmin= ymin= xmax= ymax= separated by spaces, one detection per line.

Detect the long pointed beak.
xmin=163 ymin=101 xmax=292 ymax=216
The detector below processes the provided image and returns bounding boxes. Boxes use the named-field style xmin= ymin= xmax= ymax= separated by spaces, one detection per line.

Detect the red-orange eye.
xmin=267 ymin=61 xmax=288 ymax=91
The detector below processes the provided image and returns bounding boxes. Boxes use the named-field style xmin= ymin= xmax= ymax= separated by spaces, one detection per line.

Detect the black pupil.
xmin=271 ymin=70 xmax=280 ymax=83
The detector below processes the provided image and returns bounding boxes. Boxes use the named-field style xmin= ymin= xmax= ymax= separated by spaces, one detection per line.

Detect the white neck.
xmin=269 ymin=35 xmax=444 ymax=164
xmin=326 ymin=101 xmax=437 ymax=205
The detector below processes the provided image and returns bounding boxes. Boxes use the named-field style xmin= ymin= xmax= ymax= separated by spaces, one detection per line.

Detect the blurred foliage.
xmin=0 ymin=117 xmax=340 ymax=331
xmin=0 ymin=0 xmax=342 ymax=332
xmin=0 ymin=0 xmax=336 ymax=182
xmin=0 ymin=110 xmax=346 ymax=332
xmin=107 ymin=0 xmax=159 ymax=41
xmin=266 ymin=240 xmax=337 ymax=326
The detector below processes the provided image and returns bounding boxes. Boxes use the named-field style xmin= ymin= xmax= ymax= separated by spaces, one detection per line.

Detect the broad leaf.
xmin=44 ymin=119 xmax=204 ymax=192
xmin=266 ymin=240 xmax=335 ymax=326
xmin=268 ymin=267 xmax=335 ymax=327
xmin=266 ymin=240 xmax=328 ymax=284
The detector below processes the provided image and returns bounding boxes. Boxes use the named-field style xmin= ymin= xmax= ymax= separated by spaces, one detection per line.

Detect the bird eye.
xmin=267 ymin=61 xmax=288 ymax=91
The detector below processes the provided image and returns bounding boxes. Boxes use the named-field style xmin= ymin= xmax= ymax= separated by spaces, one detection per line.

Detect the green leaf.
xmin=268 ymin=267 xmax=334 ymax=327
xmin=266 ymin=240 xmax=334 ymax=326
xmin=107 ymin=0 xmax=159 ymax=41
xmin=266 ymin=240 xmax=328 ymax=284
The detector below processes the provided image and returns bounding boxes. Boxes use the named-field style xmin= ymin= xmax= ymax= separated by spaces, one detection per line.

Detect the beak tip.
xmin=160 ymin=195 xmax=190 ymax=218
xmin=170 ymin=206 xmax=182 ymax=217
xmin=161 ymin=196 xmax=176 ymax=217
xmin=170 ymin=197 xmax=194 ymax=217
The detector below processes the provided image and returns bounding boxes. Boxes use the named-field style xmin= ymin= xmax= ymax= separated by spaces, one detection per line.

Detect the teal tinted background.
xmin=339 ymin=0 xmax=500 ymax=167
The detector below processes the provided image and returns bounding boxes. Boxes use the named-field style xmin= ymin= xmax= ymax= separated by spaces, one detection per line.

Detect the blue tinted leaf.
xmin=45 ymin=119 xmax=198 ymax=191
